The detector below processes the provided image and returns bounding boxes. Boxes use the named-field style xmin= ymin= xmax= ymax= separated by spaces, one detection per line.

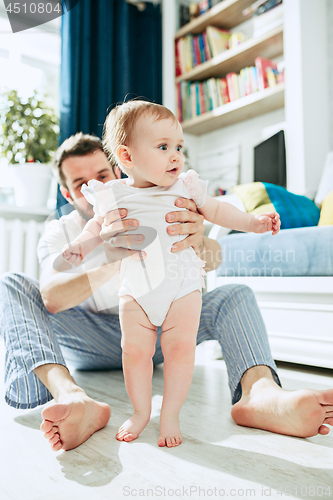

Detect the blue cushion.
xmin=263 ymin=183 xmax=320 ymax=229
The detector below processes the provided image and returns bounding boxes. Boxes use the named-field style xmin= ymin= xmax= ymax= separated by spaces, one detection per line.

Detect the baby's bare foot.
xmin=158 ymin=413 xmax=182 ymax=448
xmin=116 ymin=411 xmax=150 ymax=442
xmin=40 ymin=391 xmax=111 ymax=451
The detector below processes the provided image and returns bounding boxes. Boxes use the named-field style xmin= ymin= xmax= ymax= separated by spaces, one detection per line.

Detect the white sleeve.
xmin=81 ymin=179 xmax=118 ymax=217
xmin=179 ymin=169 xmax=208 ymax=208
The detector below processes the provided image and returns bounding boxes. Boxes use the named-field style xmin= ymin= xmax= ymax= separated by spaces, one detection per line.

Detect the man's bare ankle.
xmin=240 ymin=365 xmax=276 ymax=396
xmin=33 ymin=363 xmax=87 ymax=404
xmin=56 ymin=386 xmax=87 ymax=404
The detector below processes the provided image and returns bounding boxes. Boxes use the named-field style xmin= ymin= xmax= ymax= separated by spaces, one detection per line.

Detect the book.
xmin=220 ymin=78 xmax=230 ymax=104
xmin=238 ymin=72 xmax=245 ymax=99
xmin=216 ymin=80 xmax=223 ymax=107
xmin=250 ymin=66 xmax=259 ymax=93
xmin=186 ymin=35 xmax=194 ymax=72
xmin=243 ymin=67 xmax=252 ymax=96
xmin=196 ymin=83 xmax=200 ymax=116
xmin=190 ymin=83 xmax=197 ymax=118
xmin=199 ymin=82 xmax=206 ymax=114
xmin=255 ymin=56 xmax=278 ymax=91
xmin=202 ymin=31 xmax=212 ymax=60
xmin=226 ymin=72 xmax=236 ymax=101
xmin=178 ymin=38 xmax=186 ymax=74
xmin=175 ymin=40 xmax=181 ymax=77
xmin=206 ymin=26 xmax=230 ymax=58
xmin=198 ymin=34 xmax=206 ymax=63
xmin=193 ymin=36 xmax=201 ymax=66
xmin=266 ymin=67 xmax=277 ymax=87
xmin=203 ymin=80 xmax=211 ymax=112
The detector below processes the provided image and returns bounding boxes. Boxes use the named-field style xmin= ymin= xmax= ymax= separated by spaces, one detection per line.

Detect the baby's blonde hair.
xmin=103 ymin=100 xmax=178 ymax=167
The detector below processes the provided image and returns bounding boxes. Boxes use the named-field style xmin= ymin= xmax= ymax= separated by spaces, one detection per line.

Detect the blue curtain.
xmin=57 ymin=0 xmax=162 ymax=208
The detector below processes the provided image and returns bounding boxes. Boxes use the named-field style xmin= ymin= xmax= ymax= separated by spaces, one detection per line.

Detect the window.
xmin=0 ymin=3 xmax=61 ymax=178
xmin=0 ymin=3 xmax=61 ymax=113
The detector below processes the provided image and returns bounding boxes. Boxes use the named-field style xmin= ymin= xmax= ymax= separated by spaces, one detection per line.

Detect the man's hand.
xmin=100 ymin=208 xmax=146 ymax=262
xmin=165 ymin=197 xmax=205 ymax=255
xmin=250 ymin=211 xmax=281 ymax=235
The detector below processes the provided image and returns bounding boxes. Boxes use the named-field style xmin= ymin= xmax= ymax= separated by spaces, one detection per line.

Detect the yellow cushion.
xmin=250 ymin=202 xmax=275 ymax=216
xmin=232 ymin=182 xmax=270 ymax=212
xmin=318 ymin=190 xmax=333 ymax=226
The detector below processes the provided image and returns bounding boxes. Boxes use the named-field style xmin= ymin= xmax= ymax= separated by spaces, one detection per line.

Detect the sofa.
xmin=205 ymin=168 xmax=333 ymax=369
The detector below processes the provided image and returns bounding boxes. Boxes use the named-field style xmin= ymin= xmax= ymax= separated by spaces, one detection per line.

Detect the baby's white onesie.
xmin=81 ymin=170 xmax=208 ymax=327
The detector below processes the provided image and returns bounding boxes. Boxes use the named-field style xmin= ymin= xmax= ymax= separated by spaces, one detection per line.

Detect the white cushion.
xmin=315 ymin=152 xmax=333 ymax=207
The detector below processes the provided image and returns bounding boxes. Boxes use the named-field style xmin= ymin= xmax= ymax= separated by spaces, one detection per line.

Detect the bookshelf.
xmin=175 ymin=1 xmax=284 ymax=134
xmin=175 ymin=25 xmax=283 ymax=83
xmin=175 ymin=0 xmax=254 ymax=37
xmin=162 ymin=0 xmax=330 ymax=194
xmin=181 ymin=82 xmax=284 ymax=135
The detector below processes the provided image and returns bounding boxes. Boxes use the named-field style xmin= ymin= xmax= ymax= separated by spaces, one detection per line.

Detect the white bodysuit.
xmin=81 ymin=170 xmax=208 ymax=327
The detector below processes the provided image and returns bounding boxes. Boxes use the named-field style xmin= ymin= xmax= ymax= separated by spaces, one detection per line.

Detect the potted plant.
xmin=0 ymin=90 xmax=59 ymax=208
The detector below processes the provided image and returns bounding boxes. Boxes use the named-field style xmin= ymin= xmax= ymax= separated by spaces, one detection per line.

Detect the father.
xmin=1 ymin=133 xmax=333 ymax=452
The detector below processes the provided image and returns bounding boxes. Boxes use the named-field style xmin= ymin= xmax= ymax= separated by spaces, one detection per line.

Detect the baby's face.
xmin=128 ymin=115 xmax=184 ymax=188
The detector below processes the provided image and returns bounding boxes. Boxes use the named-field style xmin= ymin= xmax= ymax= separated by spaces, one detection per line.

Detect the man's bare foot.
xmin=40 ymin=391 xmax=111 ymax=451
xmin=231 ymin=377 xmax=333 ymax=438
xmin=158 ymin=413 xmax=182 ymax=448
xmin=116 ymin=411 xmax=150 ymax=442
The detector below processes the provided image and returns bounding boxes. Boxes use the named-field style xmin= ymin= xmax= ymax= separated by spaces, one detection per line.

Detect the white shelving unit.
xmin=162 ymin=0 xmax=330 ymax=195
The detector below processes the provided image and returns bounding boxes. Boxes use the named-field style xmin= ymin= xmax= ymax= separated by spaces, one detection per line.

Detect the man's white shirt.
xmin=37 ymin=210 xmax=120 ymax=314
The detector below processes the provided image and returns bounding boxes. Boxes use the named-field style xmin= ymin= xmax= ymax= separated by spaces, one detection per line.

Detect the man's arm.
xmin=200 ymin=237 xmax=222 ymax=272
xmin=40 ymin=210 xmax=144 ymax=314
xmin=40 ymin=253 xmax=120 ymax=314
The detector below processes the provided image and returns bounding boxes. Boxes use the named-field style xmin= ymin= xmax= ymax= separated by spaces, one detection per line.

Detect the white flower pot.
xmin=10 ymin=163 xmax=53 ymax=208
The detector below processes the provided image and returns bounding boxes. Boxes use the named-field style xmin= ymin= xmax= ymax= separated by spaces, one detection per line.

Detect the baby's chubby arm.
xmin=62 ymin=214 xmax=104 ymax=266
xmin=199 ymin=195 xmax=281 ymax=235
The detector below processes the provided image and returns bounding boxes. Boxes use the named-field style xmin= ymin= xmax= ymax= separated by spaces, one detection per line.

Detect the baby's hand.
xmin=62 ymin=241 xmax=83 ymax=266
xmin=250 ymin=211 xmax=281 ymax=235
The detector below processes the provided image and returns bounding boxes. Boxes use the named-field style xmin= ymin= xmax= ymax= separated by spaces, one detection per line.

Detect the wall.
xmin=185 ymin=109 xmax=285 ymax=188
xmin=328 ymin=0 xmax=333 ymax=150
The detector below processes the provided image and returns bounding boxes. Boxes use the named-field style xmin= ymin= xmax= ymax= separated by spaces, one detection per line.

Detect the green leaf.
xmin=0 ymin=90 xmax=59 ymax=164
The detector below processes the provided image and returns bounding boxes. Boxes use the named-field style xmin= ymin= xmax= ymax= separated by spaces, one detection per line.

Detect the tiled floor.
xmin=1 ymin=341 xmax=333 ymax=500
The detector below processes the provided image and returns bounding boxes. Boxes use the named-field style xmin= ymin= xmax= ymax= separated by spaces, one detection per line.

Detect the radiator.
xmin=0 ymin=218 xmax=45 ymax=280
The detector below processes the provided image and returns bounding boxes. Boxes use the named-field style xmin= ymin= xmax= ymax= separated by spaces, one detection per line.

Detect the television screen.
xmin=254 ymin=130 xmax=286 ymax=187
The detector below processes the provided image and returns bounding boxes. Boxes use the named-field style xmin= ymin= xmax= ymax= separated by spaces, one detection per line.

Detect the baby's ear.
xmin=117 ymin=145 xmax=132 ymax=168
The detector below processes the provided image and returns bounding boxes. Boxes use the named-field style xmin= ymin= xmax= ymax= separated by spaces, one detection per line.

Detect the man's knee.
xmin=0 ymin=272 xmax=39 ymax=291
xmin=0 ymin=272 xmax=43 ymax=310
xmin=210 ymin=283 xmax=255 ymax=307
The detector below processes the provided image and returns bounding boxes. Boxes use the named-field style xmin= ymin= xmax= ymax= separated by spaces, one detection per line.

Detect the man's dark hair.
xmin=53 ymin=132 xmax=117 ymax=188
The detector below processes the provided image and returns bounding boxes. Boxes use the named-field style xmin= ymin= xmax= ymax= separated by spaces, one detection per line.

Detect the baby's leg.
xmin=117 ymin=295 xmax=157 ymax=442
xmin=159 ymin=290 xmax=201 ymax=448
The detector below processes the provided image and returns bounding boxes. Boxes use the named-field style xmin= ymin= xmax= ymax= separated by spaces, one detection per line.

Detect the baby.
xmin=63 ymin=100 xmax=280 ymax=448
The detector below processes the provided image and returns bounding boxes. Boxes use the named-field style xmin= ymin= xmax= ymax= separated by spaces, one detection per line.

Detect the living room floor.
xmin=1 ymin=340 xmax=333 ymax=500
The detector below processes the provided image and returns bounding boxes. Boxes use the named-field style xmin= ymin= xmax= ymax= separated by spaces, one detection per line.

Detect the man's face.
xmin=60 ymin=149 xmax=117 ymax=220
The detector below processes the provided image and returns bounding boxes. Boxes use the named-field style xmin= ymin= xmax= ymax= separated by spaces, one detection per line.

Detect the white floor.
xmin=1 ymin=341 xmax=333 ymax=500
